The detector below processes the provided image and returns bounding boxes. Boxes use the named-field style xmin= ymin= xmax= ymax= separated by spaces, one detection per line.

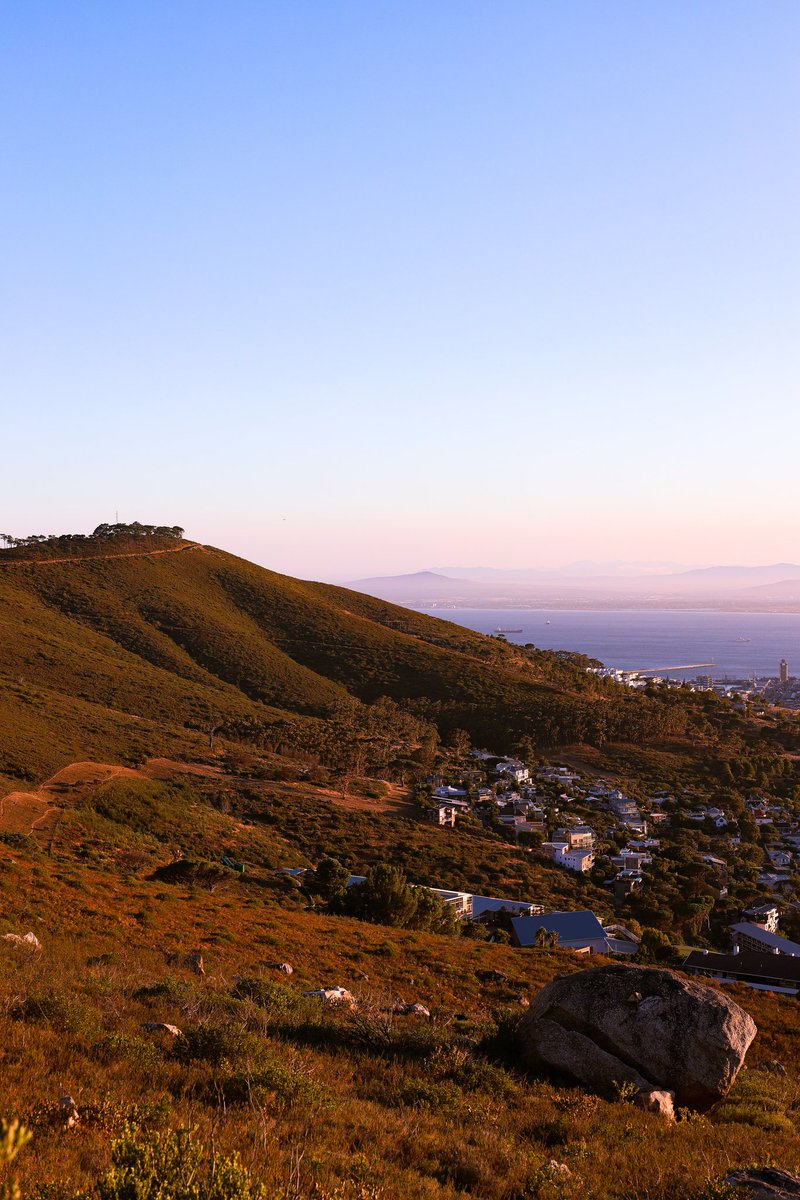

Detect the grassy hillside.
xmin=2 ymin=772 xmax=800 ymax=1200
xmin=0 ymin=542 xmax=709 ymax=789
xmin=3 ymin=538 xmax=800 ymax=1198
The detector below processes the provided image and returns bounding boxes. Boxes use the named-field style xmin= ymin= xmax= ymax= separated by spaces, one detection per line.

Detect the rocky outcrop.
xmin=725 ymin=1169 xmax=800 ymax=1198
xmin=517 ymin=963 xmax=756 ymax=1112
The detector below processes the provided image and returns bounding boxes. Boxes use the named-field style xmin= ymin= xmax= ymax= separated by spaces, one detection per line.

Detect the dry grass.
xmin=1 ymin=825 xmax=800 ymax=1200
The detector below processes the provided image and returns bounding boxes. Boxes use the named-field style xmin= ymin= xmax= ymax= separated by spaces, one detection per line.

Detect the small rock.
xmin=142 ymin=1022 xmax=183 ymax=1037
xmin=547 ymin=1161 xmax=571 ymax=1177
xmin=3 ymin=931 xmax=41 ymax=950
xmin=635 ymin=1088 xmax=675 ymax=1121
xmin=476 ymin=968 xmax=509 ymax=984
xmin=392 ymin=1001 xmax=431 ymax=1018
xmin=627 ymin=991 xmax=642 ymax=1004
xmin=304 ymin=986 xmax=357 ymax=1008
xmin=750 ymin=1060 xmax=787 ymax=1077
xmin=59 ymin=1095 xmax=79 ymax=1129
xmin=725 ymin=1168 xmax=800 ymax=1198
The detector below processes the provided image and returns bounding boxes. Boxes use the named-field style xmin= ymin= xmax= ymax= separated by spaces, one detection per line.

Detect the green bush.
xmin=95 ymin=1125 xmax=270 ymax=1200
xmin=450 ymin=1059 xmax=518 ymax=1099
xmin=390 ymin=1078 xmax=462 ymax=1111
xmin=96 ymin=1034 xmax=164 ymax=1073
xmin=231 ymin=977 xmax=304 ymax=1013
xmin=216 ymin=1062 xmax=329 ymax=1110
xmin=11 ymin=993 xmax=98 ymax=1038
xmin=172 ymin=1025 xmax=263 ymax=1068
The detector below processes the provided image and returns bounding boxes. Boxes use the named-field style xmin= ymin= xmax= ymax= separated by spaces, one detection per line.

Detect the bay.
xmin=429 ymin=608 xmax=800 ymax=680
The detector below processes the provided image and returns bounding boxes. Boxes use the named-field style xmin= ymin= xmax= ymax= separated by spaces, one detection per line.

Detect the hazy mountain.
xmin=347 ymin=570 xmax=489 ymax=600
xmin=346 ymin=563 xmax=800 ymax=609
xmin=430 ymin=561 xmax=688 ymax=581
xmin=736 ymin=578 xmax=800 ymax=601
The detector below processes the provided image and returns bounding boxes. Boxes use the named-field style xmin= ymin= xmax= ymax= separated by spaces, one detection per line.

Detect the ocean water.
xmin=429 ymin=609 xmax=800 ymax=680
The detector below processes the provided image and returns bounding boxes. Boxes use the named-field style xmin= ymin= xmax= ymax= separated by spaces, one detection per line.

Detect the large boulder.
xmin=725 ymin=1169 xmax=800 ymax=1199
xmin=518 ymin=963 xmax=756 ymax=1112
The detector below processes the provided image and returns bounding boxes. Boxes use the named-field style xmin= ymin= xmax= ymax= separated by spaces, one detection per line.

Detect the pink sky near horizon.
xmin=3 ymin=493 xmax=797 ymax=582
xmin=189 ymin=508 xmax=799 ymax=582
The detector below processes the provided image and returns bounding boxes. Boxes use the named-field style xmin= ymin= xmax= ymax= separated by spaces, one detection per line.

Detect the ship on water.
xmin=495 ymin=626 xmax=523 ymax=634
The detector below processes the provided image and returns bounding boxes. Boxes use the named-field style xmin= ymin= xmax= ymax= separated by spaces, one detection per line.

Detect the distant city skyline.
xmin=3 ymin=2 xmax=798 ymax=580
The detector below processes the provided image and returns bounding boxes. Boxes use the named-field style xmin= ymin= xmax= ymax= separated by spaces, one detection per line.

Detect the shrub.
xmin=0 ymin=834 xmax=35 ymax=850
xmin=11 ymin=993 xmax=98 ymax=1038
xmin=0 ymin=1118 xmax=32 ymax=1200
xmin=216 ymin=1062 xmax=330 ymax=1110
xmin=172 ymin=1025 xmax=263 ymax=1068
xmin=95 ymin=1125 xmax=270 ymax=1200
xmin=390 ymin=1078 xmax=462 ymax=1111
xmin=96 ymin=1034 xmax=164 ymax=1073
xmin=713 ymin=1104 xmax=795 ymax=1133
xmin=450 ymin=1059 xmax=518 ymax=1099
xmin=133 ymin=979 xmax=198 ymax=1004
xmin=231 ymin=977 xmax=304 ymax=1013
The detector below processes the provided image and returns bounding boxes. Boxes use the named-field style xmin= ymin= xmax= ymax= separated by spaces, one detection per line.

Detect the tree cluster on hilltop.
xmin=0 ymin=522 xmax=186 ymax=559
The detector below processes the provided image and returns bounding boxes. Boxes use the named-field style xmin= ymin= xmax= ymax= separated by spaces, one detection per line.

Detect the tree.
xmin=410 ymin=886 xmax=459 ymax=935
xmin=448 ymin=728 xmax=471 ymax=770
xmin=638 ymin=927 xmax=674 ymax=963
xmin=312 ymin=856 xmax=350 ymax=903
xmin=340 ymin=864 xmax=418 ymax=927
xmin=514 ymin=735 xmax=537 ymax=763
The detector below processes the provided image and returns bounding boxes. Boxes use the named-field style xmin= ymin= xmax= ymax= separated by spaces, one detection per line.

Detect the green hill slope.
xmin=0 ymin=540 xmax=692 ymax=785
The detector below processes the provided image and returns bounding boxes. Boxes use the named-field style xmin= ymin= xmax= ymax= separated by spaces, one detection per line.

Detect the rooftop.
xmin=730 ymin=922 xmax=800 ymax=954
xmin=685 ymin=949 xmax=800 ymax=985
xmin=511 ymin=909 xmax=605 ymax=948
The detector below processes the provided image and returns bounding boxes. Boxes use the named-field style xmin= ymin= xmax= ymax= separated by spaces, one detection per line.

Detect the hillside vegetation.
xmin=0 ymin=537 xmax=721 ymax=790
xmin=4 ymin=532 xmax=800 ymax=1199
xmin=2 ymin=765 xmax=800 ymax=1200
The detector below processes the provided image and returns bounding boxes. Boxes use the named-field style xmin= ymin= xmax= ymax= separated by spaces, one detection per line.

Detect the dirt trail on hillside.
xmin=0 ymin=790 xmax=54 ymax=836
xmin=255 ymin=777 xmax=414 ymax=816
xmin=0 ymin=761 xmax=142 ymax=838
xmin=46 ymin=762 xmax=142 ymax=788
xmin=0 ymin=543 xmax=207 ymax=568
xmin=141 ymin=757 xmax=225 ymax=781
xmin=0 ymin=756 xmax=414 ymax=844
xmin=0 ymin=756 xmax=234 ymax=838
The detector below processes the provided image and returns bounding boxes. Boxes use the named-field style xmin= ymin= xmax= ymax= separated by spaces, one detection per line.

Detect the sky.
xmin=2 ymin=2 xmax=798 ymax=580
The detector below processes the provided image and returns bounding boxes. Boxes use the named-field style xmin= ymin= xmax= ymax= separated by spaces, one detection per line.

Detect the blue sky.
xmin=2 ymin=2 xmax=798 ymax=578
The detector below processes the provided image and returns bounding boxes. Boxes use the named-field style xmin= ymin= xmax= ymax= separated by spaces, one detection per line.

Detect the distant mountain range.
xmin=346 ymin=564 xmax=800 ymax=611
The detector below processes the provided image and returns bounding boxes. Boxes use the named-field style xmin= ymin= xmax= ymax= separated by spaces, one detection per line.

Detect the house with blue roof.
xmin=511 ymin=909 xmax=639 ymax=956
xmin=511 ymin=909 xmax=608 ymax=953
